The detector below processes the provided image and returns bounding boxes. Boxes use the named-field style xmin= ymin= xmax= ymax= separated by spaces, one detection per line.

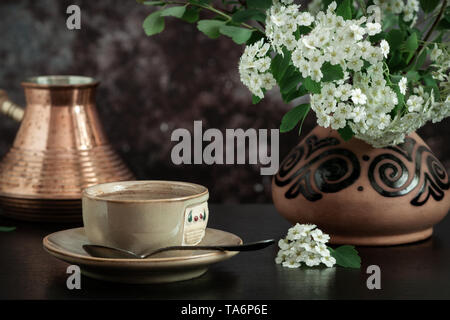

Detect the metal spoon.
xmin=83 ymin=239 xmax=275 ymax=259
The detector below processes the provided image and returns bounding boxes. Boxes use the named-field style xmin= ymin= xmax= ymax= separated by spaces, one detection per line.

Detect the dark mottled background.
xmin=0 ymin=0 xmax=448 ymax=203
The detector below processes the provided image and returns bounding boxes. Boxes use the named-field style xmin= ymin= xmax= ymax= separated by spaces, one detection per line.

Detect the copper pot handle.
xmin=0 ymin=89 xmax=24 ymax=122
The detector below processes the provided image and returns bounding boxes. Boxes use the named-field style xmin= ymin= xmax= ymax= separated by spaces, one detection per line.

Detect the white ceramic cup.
xmin=82 ymin=180 xmax=209 ymax=254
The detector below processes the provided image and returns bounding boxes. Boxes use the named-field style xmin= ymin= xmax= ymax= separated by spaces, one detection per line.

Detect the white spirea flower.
xmin=351 ymin=106 xmax=367 ymax=122
xmin=430 ymin=44 xmax=443 ymax=62
xmin=321 ymin=256 xmax=337 ymax=268
xmin=282 ymin=258 xmax=301 ymax=269
xmin=310 ymin=229 xmax=330 ymax=243
xmin=366 ymin=22 xmax=381 ymax=36
xmin=351 ymin=88 xmax=367 ymax=105
xmin=399 ymin=77 xmax=407 ymax=95
xmin=297 ymin=12 xmax=314 ymax=26
xmin=278 ymin=238 xmax=290 ymax=250
xmin=380 ymin=39 xmax=390 ymax=58
xmin=406 ymin=95 xmax=424 ymax=112
xmin=349 ymin=24 xmax=365 ymax=41
xmin=276 ymin=224 xmax=335 ymax=268
xmin=314 ymin=243 xmax=331 ymax=256
xmin=238 ymin=39 xmax=276 ymax=99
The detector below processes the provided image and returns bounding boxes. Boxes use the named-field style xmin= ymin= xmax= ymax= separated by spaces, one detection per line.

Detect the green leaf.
xmin=406 ymin=70 xmax=420 ymax=82
xmin=369 ymin=31 xmax=386 ymax=43
xmin=390 ymin=78 xmax=407 ymax=116
xmin=161 ymin=6 xmax=186 ymax=18
xmin=295 ymin=26 xmax=311 ymax=40
xmin=391 ymin=85 xmax=405 ymax=117
xmin=302 ymin=77 xmax=321 ymax=94
xmin=139 ymin=1 xmax=165 ymax=5
xmin=338 ymin=125 xmax=354 ymax=141
xmin=219 ymin=25 xmax=253 ymax=44
xmin=387 ymin=50 xmax=403 ymax=70
xmin=415 ymin=48 xmax=428 ymax=69
xmin=390 ymin=74 xmax=403 ymax=83
xmin=281 ymin=85 xmax=308 ymax=103
xmin=197 ymin=20 xmax=226 ymax=39
xmin=279 ymin=66 xmax=302 ymax=94
xmin=405 ymin=32 xmax=419 ymax=52
xmin=405 ymin=32 xmax=419 ymax=64
xmin=404 ymin=32 xmax=418 ymax=52
xmin=245 ymin=31 xmax=264 ymax=45
xmin=386 ymin=29 xmax=405 ymax=52
xmin=419 ymin=0 xmax=440 ymax=13
xmin=280 ymin=104 xmax=310 ymax=133
xmin=0 ymin=226 xmax=16 ymax=232
xmin=336 ymin=0 xmax=352 ymax=20
xmin=382 ymin=13 xmax=398 ymax=30
xmin=181 ymin=7 xmax=200 ymax=23
xmin=328 ymin=245 xmax=361 ymax=269
xmin=321 ymin=62 xmax=344 ymax=82
xmin=271 ymin=50 xmax=292 ymax=83
xmin=252 ymin=94 xmax=262 ymax=104
xmin=247 ymin=0 xmax=272 ymax=10
xmin=142 ymin=10 xmax=165 ymax=36
xmin=423 ymin=74 xmax=440 ymax=99
xmin=232 ymin=9 xmax=266 ymax=23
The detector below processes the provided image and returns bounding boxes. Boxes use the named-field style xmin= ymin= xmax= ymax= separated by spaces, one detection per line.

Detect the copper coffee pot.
xmin=0 ymin=76 xmax=134 ymax=222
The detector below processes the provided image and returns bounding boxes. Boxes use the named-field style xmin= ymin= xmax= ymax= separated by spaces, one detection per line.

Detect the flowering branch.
xmin=406 ymin=0 xmax=448 ymax=69
xmin=141 ymin=0 xmax=449 ymax=149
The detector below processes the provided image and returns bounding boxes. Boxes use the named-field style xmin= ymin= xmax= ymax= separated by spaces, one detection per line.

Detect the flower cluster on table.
xmin=276 ymin=223 xmax=336 ymax=268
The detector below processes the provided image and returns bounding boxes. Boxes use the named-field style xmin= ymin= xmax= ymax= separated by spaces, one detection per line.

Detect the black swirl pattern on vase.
xmin=275 ymin=135 xmax=360 ymax=201
xmin=368 ymin=137 xmax=449 ymax=206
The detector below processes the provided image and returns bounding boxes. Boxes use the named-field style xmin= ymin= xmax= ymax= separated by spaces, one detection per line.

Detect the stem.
xmin=383 ymin=62 xmax=395 ymax=87
xmin=203 ymin=4 xmax=233 ymax=20
xmin=406 ymin=0 xmax=448 ymax=68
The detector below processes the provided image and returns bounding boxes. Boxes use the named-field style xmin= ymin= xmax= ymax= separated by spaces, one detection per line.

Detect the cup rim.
xmin=82 ymin=180 xmax=209 ymax=203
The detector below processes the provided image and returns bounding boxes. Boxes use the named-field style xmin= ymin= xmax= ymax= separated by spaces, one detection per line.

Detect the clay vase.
xmin=0 ymin=76 xmax=134 ymax=222
xmin=272 ymin=126 xmax=450 ymax=245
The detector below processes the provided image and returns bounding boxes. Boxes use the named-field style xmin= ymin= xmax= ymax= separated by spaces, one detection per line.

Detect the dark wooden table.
xmin=0 ymin=204 xmax=449 ymax=300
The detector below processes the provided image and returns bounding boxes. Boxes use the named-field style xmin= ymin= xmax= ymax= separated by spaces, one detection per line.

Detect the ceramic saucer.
xmin=43 ymin=227 xmax=242 ymax=284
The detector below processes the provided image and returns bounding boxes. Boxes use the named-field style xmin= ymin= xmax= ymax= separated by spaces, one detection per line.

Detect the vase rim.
xmin=21 ymin=75 xmax=99 ymax=89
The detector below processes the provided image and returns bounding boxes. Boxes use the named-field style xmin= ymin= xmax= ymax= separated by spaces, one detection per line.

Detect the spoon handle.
xmin=143 ymin=239 xmax=275 ymax=258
